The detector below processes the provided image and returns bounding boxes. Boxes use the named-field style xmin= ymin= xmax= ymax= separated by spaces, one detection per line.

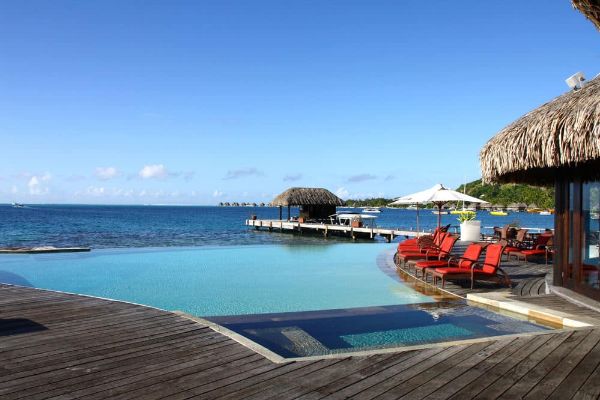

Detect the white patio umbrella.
xmin=389 ymin=183 xmax=489 ymax=229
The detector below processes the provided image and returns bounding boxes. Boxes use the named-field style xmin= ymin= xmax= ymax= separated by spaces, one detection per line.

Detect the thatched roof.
xmin=573 ymin=0 xmax=600 ymax=31
xmin=271 ymin=187 xmax=345 ymax=206
xmin=480 ymin=75 xmax=600 ymax=184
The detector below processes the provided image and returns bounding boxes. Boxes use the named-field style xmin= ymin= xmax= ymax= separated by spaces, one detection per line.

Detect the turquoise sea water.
xmin=0 ymin=244 xmax=432 ymax=316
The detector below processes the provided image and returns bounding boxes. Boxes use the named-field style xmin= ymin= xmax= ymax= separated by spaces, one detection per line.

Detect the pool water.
xmin=0 ymin=244 xmax=432 ymax=316
xmin=208 ymin=302 xmax=550 ymax=358
xmin=0 ymin=243 xmax=551 ymax=357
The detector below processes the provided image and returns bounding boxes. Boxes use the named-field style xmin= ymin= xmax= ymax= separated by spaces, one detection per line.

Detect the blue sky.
xmin=1 ymin=0 xmax=599 ymax=204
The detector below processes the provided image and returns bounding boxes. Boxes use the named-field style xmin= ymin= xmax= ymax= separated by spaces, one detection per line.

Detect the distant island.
xmin=218 ymin=202 xmax=268 ymax=207
xmin=346 ymin=180 xmax=554 ymax=209
xmin=219 ymin=180 xmax=554 ymax=209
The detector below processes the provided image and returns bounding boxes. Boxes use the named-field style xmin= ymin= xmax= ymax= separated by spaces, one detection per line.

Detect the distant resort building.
xmin=481 ymin=0 xmax=600 ymax=302
xmin=271 ymin=187 xmax=345 ymax=221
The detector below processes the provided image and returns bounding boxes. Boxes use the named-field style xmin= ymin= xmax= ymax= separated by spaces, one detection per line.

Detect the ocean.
xmin=0 ymin=204 xmax=554 ymax=249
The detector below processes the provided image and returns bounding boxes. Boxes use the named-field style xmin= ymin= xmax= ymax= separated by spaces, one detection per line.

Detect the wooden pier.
xmin=246 ymin=219 xmax=422 ymax=242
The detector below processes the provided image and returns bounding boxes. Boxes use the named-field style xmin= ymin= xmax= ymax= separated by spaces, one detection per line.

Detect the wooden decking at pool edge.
xmin=3 ymin=284 xmax=600 ymax=399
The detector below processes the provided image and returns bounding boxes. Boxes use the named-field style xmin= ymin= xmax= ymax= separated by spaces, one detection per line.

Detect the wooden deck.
xmin=3 ymin=284 xmax=600 ymax=399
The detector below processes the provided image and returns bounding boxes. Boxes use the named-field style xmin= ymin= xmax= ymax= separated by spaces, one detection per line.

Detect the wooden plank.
xmin=448 ymin=333 xmax=557 ymax=399
xmin=472 ymin=330 xmax=584 ymax=399
xmin=290 ymin=351 xmax=422 ymax=400
xmin=371 ymin=341 xmax=493 ymax=399
xmin=524 ymin=329 xmax=600 ymax=399
xmin=340 ymin=345 xmax=472 ymax=399
xmin=547 ymin=336 xmax=600 ymax=399
xmin=324 ymin=348 xmax=448 ymax=400
xmin=420 ymin=336 xmax=536 ymax=400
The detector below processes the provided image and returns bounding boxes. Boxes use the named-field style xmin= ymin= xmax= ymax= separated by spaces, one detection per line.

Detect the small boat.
xmin=331 ymin=213 xmax=378 ymax=228
xmin=539 ymin=210 xmax=552 ymax=216
xmin=490 ymin=211 xmax=508 ymax=216
xmin=11 ymin=202 xmax=25 ymax=208
xmin=363 ymin=207 xmax=381 ymax=213
xmin=450 ymin=209 xmax=474 ymax=215
xmin=432 ymin=210 xmax=449 ymax=215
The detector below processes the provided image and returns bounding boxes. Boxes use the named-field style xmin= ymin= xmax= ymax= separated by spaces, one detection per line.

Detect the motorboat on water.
xmin=490 ymin=211 xmax=508 ymax=216
xmin=450 ymin=209 xmax=475 ymax=215
xmin=539 ymin=210 xmax=552 ymax=216
xmin=330 ymin=212 xmax=378 ymax=228
xmin=362 ymin=207 xmax=381 ymax=213
xmin=431 ymin=210 xmax=449 ymax=215
xmin=11 ymin=202 xmax=25 ymax=208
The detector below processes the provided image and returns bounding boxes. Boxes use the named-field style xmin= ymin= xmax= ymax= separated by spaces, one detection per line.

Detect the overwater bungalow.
xmin=271 ymin=187 xmax=345 ymax=222
xmin=507 ymin=202 xmax=527 ymax=212
xmin=481 ymin=27 xmax=600 ymax=301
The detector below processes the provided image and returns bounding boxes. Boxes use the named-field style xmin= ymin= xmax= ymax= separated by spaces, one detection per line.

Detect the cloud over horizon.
xmin=139 ymin=164 xmax=169 ymax=179
xmin=347 ymin=174 xmax=377 ymax=183
xmin=283 ymin=173 xmax=302 ymax=182
xmin=95 ymin=166 xmax=119 ymax=180
xmin=223 ymin=167 xmax=264 ymax=180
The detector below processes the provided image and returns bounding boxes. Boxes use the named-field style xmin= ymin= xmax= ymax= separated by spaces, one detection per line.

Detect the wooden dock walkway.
xmin=3 ymin=283 xmax=600 ymax=399
xmin=246 ymin=219 xmax=423 ymax=242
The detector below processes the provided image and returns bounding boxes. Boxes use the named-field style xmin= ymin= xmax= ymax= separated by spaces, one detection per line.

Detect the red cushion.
xmin=414 ymin=260 xmax=448 ymax=269
xmin=434 ymin=267 xmax=469 ymax=275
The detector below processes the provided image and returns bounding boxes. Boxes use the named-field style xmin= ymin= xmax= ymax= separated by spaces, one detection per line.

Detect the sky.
xmin=1 ymin=1 xmax=599 ymax=205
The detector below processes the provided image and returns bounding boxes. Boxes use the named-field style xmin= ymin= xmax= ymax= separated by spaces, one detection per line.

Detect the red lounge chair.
xmin=431 ymin=243 xmax=511 ymax=289
xmin=397 ymin=231 xmax=448 ymax=254
xmin=394 ymin=231 xmax=449 ymax=264
xmin=415 ymin=243 xmax=484 ymax=280
xmin=511 ymin=235 xmax=553 ymax=263
xmin=397 ymin=234 xmax=458 ymax=269
xmin=398 ymin=224 xmax=450 ymax=250
xmin=503 ymin=228 xmax=529 ymax=260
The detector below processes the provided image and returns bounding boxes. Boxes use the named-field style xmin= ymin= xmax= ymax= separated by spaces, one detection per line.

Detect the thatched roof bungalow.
xmin=479 ymin=0 xmax=600 ymax=301
xmin=481 ymin=75 xmax=600 ymax=185
xmin=272 ymin=187 xmax=345 ymax=221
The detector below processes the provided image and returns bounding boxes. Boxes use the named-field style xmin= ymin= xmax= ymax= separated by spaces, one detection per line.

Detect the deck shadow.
xmin=0 ymin=318 xmax=48 ymax=336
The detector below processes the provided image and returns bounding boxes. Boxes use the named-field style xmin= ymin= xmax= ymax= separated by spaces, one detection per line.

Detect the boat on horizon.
xmin=432 ymin=210 xmax=449 ymax=215
xmin=450 ymin=209 xmax=474 ymax=215
xmin=490 ymin=210 xmax=508 ymax=216
xmin=11 ymin=202 xmax=25 ymax=208
xmin=362 ymin=207 xmax=382 ymax=213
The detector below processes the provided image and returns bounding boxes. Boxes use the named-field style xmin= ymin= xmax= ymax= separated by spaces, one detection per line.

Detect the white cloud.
xmin=213 ymin=189 xmax=224 ymax=198
xmin=139 ymin=164 xmax=168 ymax=179
xmin=86 ymin=186 xmax=105 ymax=196
xmin=335 ymin=187 xmax=349 ymax=199
xmin=28 ymin=176 xmax=49 ymax=195
xmin=95 ymin=167 xmax=119 ymax=180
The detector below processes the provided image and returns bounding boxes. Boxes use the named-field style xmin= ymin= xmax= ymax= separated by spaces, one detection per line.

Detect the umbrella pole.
xmin=437 ymin=203 xmax=441 ymax=228
xmin=416 ymin=203 xmax=420 ymax=237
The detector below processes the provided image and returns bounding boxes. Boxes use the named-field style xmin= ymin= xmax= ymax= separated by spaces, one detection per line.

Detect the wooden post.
xmin=324 ymin=225 xmax=328 ymax=237
xmin=287 ymin=205 xmax=290 ymax=221
xmin=279 ymin=206 xmax=282 ymax=221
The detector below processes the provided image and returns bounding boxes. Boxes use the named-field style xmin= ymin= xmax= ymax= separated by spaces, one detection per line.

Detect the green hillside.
xmin=456 ymin=180 xmax=554 ymax=209
xmin=346 ymin=180 xmax=554 ymax=208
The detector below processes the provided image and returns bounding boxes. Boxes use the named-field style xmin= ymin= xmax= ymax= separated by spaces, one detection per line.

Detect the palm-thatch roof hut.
xmin=480 ymin=74 xmax=600 ymax=185
xmin=272 ymin=187 xmax=345 ymax=221
xmin=479 ymin=1 xmax=600 ymax=301
xmin=573 ymin=0 xmax=600 ymax=30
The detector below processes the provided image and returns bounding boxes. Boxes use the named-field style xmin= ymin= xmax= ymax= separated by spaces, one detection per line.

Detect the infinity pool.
xmin=0 ymin=244 xmax=432 ymax=316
